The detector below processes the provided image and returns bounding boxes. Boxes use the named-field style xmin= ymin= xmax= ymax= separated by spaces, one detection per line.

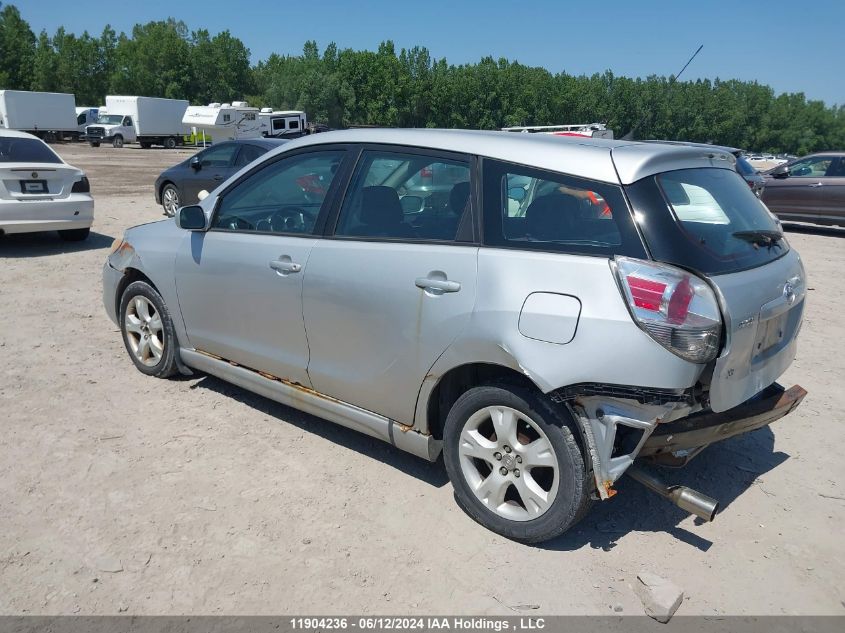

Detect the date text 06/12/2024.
xmin=289 ymin=617 xmax=546 ymax=631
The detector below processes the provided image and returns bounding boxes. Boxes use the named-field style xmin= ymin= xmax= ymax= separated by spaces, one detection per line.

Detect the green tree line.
xmin=1 ymin=3 xmax=843 ymax=154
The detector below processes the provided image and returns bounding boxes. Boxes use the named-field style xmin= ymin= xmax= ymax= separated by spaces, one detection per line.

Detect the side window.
xmin=212 ymin=151 xmax=344 ymax=235
xmin=234 ymin=144 xmax=267 ymax=167
xmin=77 ymin=112 xmax=87 ymax=124
xmin=123 ymin=116 xmax=132 ymax=127
xmin=289 ymin=120 xmax=299 ymax=130
xmin=334 ymin=150 xmax=471 ymax=241
xmin=483 ymin=159 xmax=643 ymax=256
xmin=198 ymin=143 xmax=238 ymax=167
xmin=825 ymin=157 xmax=845 ymax=177
xmin=788 ymin=156 xmax=833 ymax=177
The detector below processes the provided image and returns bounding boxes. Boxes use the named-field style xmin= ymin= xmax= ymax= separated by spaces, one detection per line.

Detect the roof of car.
xmin=276 ymin=128 xmax=737 ymax=184
xmin=0 ymin=129 xmax=43 ymax=140
xmin=642 ymin=139 xmax=742 ymax=155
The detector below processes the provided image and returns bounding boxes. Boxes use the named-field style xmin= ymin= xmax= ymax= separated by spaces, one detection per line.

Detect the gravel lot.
xmin=1 ymin=143 xmax=844 ymax=616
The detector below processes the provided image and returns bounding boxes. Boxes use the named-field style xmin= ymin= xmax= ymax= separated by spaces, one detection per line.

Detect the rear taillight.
xmin=613 ymin=256 xmax=722 ymax=363
xmin=72 ymin=176 xmax=90 ymax=193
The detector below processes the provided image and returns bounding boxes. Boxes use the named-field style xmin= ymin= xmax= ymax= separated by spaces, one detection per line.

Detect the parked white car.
xmin=0 ymin=129 xmax=94 ymax=240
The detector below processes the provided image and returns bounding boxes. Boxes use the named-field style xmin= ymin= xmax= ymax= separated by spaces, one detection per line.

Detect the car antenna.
xmin=620 ymin=44 xmax=703 ymax=141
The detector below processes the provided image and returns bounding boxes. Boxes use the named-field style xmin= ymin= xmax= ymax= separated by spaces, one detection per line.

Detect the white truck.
xmin=86 ymin=96 xmax=189 ymax=148
xmin=75 ymin=107 xmax=99 ymax=138
xmin=0 ymin=90 xmax=79 ymax=141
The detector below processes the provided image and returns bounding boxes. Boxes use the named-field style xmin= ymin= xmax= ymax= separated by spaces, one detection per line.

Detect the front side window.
xmin=482 ymin=159 xmax=643 ymax=257
xmin=787 ymin=156 xmax=833 ymax=177
xmin=334 ymin=150 xmax=471 ymax=241
xmin=212 ymin=151 xmax=344 ymax=234
xmin=77 ymin=112 xmax=87 ymax=124
xmin=123 ymin=117 xmax=132 ymax=127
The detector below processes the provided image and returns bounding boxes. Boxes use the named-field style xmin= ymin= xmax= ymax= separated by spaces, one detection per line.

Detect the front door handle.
xmin=213 ymin=174 xmax=224 ymax=181
xmin=415 ymin=277 xmax=461 ymax=293
xmin=269 ymin=259 xmax=302 ymax=274
xmin=808 ymin=182 xmax=824 ymax=188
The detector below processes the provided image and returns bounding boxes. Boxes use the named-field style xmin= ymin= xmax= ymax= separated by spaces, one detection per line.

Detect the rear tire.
xmin=139 ymin=141 xmax=151 ymax=149
xmin=443 ymin=384 xmax=593 ymax=543
xmin=163 ymin=136 xmax=177 ymax=149
xmin=119 ymin=281 xmax=178 ymax=378
xmin=58 ymin=228 xmax=90 ymax=241
xmin=112 ymin=135 xmax=124 ymax=148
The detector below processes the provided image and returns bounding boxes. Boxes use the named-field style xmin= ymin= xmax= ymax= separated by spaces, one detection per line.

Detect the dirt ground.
xmin=1 ymin=143 xmax=843 ymax=616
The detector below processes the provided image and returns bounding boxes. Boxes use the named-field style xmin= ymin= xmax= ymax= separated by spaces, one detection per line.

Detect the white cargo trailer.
xmin=85 ymin=96 xmax=189 ymax=148
xmin=258 ymin=108 xmax=308 ymax=138
xmin=0 ymin=90 xmax=78 ymax=141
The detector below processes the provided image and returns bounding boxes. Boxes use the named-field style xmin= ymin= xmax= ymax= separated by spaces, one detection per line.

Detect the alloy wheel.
xmin=124 ymin=296 xmax=164 ymax=367
xmin=458 ymin=405 xmax=559 ymax=521
xmin=163 ymin=186 xmax=179 ymax=216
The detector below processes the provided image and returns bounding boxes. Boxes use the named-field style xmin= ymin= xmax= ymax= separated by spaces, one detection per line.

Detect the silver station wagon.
xmin=103 ymin=130 xmax=807 ymax=543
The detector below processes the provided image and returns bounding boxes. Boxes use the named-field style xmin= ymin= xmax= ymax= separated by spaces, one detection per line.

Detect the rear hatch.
xmin=0 ymin=136 xmax=80 ymax=201
xmin=621 ymin=156 xmax=805 ymax=413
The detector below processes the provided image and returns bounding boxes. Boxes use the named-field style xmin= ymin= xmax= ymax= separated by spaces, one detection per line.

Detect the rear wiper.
xmin=732 ymin=230 xmax=784 ymax=248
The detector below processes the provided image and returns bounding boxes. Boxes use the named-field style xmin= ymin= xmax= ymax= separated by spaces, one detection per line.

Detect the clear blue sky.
xmin=15 ymin=0 xmax=845 ymax=106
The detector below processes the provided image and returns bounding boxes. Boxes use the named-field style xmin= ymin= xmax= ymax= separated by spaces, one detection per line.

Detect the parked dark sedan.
xmin=155 ymin=138 xmax=288 ymax=216
xmin=643 ymin=140 xmax=765 ymax=197
xmin=762 ymin=152 xmax=845 ymax=227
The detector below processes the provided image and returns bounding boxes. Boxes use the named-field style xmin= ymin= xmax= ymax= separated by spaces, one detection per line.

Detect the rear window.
xmin=626 ymin=167 xmax=788 ymax=275
xmin=0 ymin=137 xmax=62 ymax=164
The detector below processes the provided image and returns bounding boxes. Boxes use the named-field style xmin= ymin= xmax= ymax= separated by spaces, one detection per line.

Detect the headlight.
xmin=108 ymin=237 xmax=124 ymax=255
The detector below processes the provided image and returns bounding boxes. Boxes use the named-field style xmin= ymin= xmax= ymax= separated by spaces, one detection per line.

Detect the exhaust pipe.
xmin=627 ymin=466 xmax=719 ymax=522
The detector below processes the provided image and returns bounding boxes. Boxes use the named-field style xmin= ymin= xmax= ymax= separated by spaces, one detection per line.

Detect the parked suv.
xmin=103 ymin=130 xmax=806 ymax=543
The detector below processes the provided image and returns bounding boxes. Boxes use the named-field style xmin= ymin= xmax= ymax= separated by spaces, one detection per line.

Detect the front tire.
xmin=90 ymin=141 xmax=100 ymax=147
xmin=58 ymin=227 xmax=90 ymax=241
xmin=161 ymin=183 xmax=180 ymax=217
xmin=119 ymin=281 xmax=178 ymax=378
xmin=443 ymin=385 xmax=593 ymax=543
xmin=112 ymin=135 xmax=124 ymax=148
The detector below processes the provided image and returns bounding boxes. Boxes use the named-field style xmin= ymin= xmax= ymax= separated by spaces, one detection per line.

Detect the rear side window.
xmin=481 ymin=158 xmax=645 ymax=257
xmin=0 ymin=137 xmax=62 ymax=164
xmin=334 ymin=149 xmax=472 ymax=242
xmin=626 ymin=168 xmax=788 ymax=275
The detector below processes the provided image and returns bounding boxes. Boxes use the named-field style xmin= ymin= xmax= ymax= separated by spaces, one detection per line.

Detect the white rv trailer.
xmin=258 ymin=108 xmax=308 ymax=138
xmin=182 ymin=102 xmax=263 ymax=140
xmin=501 ymin=122 xmax=614 ymax=139
xmin=0 ymin=91 xmax=78 ymax=141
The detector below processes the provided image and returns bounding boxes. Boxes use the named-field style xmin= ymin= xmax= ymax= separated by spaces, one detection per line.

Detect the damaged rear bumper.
xmin=639 ymin=383 xmax=807 ymax=466
xmin=567 ymin=382 xmax=806 ymax=499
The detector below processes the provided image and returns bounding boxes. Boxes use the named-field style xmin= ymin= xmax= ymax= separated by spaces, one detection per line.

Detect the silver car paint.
xmin=302 ymin=240 xmax=478 ymax=425
xmin=173 ymin=231 xmax=316 ymax=386
xmin=102 ymin=130 xmax=802 ymax=499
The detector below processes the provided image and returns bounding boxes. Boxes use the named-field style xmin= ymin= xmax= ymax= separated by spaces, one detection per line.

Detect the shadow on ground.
xmin=541 ymin=425 xmax=787 ymax=552
xmin=193 ymin=373 xmax=790 ymax=548
xmin=0 ymin=230 xmax=114 ymax=257
xmin=192 ymin=373 xmax=450 ymax=489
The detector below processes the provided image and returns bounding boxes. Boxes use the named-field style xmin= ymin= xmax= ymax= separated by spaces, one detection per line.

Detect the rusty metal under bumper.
xmin=639 ymin=383 xmax=807 ymax=465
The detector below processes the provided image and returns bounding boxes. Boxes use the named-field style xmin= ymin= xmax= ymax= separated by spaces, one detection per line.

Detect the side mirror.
xmin=770 ymin=164 xmax=789 ymax=179
xmin=400 ymin=195 xmax=424 ymax=214
xmin=177 ymin=205 xmax=207 ymax=231
xmin=507 ymin=186 xmax=526 ymax=202
xmin=190 ymin=156 xmax=202 ymax=171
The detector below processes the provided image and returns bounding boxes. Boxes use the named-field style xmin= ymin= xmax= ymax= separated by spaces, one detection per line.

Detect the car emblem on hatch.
xmin=783 ymin=282 xmax=796 ymax=305
xmin=31 ymin=172 xmax=38 ymax=179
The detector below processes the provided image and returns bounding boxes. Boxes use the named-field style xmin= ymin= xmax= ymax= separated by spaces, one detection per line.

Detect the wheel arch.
xmin=115 ymin=267 xmax=159 ymax=319
xmin=421 ymin=362 xmax=539 ymax=440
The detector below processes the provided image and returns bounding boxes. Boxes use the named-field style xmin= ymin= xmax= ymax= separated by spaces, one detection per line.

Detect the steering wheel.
xmin=269 ymin=206 xmax=315 ymax=233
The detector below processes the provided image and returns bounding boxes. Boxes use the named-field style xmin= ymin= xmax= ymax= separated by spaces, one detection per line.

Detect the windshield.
xmin=0 ymin=137 xmax=62 ymax=164
xmin=96 ymin=114 xmax=124 ymax=125
xmin=625 ymin=167 xmax=787 ymax=275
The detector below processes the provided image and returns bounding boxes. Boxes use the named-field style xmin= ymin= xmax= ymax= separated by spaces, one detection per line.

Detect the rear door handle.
xmin=415 ymin=277 xmax=461 ymax=293
xmin=269 ymin=259 xmax=302 ymax=274
xmin=808 ymin=182 xmax=824 ymax=188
